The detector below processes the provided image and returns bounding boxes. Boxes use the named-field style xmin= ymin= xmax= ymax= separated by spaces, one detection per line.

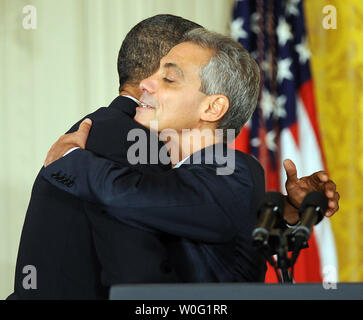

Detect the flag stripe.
xmin=299 ymin=80 xmax=327 ymax=168
xmin=231 ymin=0 xmax=338 ymax=283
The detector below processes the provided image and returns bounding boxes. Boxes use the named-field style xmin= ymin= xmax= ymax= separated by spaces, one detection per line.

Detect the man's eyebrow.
xmin=163 ymin=62 xmax=184 ymax=79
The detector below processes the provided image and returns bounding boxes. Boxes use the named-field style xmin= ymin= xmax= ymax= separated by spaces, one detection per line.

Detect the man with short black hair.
xmin=8 ymin=14 xmax=202 ymax=300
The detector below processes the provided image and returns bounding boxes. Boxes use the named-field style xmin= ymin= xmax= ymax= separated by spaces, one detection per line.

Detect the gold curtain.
xmin=304 ymin=0 xmax=363 ymax=281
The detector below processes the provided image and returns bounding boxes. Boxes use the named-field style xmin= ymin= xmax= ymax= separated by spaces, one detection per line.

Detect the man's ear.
xmin=200 ymin=95 xmax=230 ymax=123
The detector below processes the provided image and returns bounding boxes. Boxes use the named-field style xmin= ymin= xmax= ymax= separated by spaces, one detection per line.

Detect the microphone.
xmin=291 ymin=191 xmax=328 ymax=266
xmin=293 ymin=191 xmax=328 ymax=242
xmin=252 ymin=192 xmax=285 ymax=248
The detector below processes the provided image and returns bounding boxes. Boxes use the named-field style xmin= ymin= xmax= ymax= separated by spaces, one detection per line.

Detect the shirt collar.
xmin=173 ymin=156 xmax=190 ymax=169
xmin=121 ymin=95 xmax=140 ymax=105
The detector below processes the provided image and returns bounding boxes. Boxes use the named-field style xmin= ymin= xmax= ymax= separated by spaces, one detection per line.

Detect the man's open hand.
xmin=44 ymin=118 xmax=92 ymax=167
xmin=284 ymin=159 xmax=340 ymax=218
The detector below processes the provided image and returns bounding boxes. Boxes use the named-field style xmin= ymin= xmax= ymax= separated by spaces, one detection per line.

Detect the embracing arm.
xmin=42 ymin=148 xmax=253 ymax=243
xmin=42 ymin=118 xmax=340 ymax=240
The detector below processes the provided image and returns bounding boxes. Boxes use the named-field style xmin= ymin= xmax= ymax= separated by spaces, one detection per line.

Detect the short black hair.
xmin=117 ymin=14 xmax=202 ymax=91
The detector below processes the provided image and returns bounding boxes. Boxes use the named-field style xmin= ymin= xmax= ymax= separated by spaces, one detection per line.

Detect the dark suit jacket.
xmin=42 ymin=143 xmax=267 ymax=282
xmin=8 ymin=96 xmax=179 ymax=300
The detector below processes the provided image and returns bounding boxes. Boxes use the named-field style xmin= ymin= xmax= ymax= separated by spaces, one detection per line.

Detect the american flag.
xmin=231 ymin=0 xmax=338 ymax=283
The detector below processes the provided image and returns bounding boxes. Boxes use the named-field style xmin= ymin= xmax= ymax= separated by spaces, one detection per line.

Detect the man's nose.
xmin=140 ymin=76 xmax=157 ymax=94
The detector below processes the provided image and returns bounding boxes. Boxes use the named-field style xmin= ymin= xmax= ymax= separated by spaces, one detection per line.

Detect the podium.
xmin=110 ymin=283 xmax=363 ymax=300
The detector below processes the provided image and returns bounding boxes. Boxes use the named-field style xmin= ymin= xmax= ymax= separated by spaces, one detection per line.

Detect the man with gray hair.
xmin=187 ymin=28 xmax=260 ymax=143
xmin=42 ymin=28 xmax=339 ymax=283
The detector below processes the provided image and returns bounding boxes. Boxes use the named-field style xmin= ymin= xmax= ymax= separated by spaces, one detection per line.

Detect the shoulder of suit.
xmin=86 ymin=96 xmax=138 ymax=117
xmin=234 ymin=149 xmax=264 ymax=174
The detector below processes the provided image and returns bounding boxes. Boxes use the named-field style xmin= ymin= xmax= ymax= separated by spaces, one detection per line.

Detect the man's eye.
xmin=163 ymin=78 xmax=174 ymax=83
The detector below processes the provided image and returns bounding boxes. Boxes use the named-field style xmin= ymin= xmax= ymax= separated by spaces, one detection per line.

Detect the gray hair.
xmin=182 ymin=28 xmax=260 ymax=142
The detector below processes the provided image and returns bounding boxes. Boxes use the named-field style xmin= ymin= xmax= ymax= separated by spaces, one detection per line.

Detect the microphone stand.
xmin=254 ymin=191 xmax=327 ymax=283
xmin=256 ymin=226 xmax=304 ymax=283
xmin=270 ymin=228 xmax=292 ymax=283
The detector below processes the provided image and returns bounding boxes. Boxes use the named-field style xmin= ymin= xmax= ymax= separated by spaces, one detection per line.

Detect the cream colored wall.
xmin=0 ymin=0 xmax=235 ymax=299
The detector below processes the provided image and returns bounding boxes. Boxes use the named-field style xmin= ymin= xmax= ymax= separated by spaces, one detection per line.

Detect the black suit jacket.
xmin=8 ymin=96 xmax=179 ymax=300
xmin=42 ymin=143 xmax=267 ymax=283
